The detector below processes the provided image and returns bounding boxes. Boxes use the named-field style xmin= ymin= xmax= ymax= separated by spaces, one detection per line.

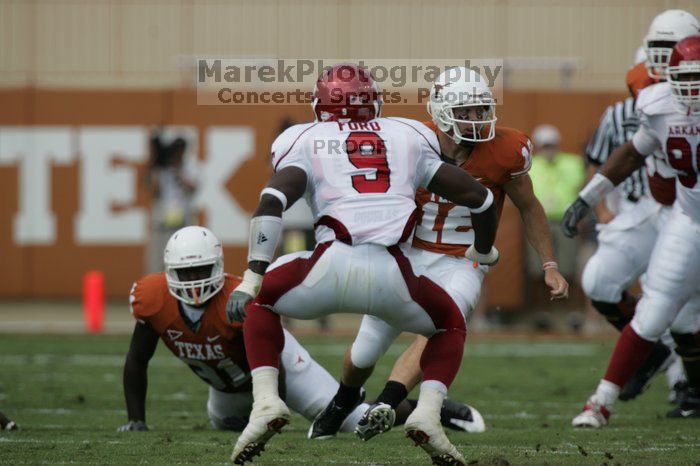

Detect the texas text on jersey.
xmin=413 ymin=121 xmax=532 ymax=256
xmin=626 ymin=61 xmax=678 ymax=206
xmin=129 ymin=273 xmax=251 ymax=393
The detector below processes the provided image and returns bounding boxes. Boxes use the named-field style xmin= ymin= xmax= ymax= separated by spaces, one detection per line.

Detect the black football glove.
xmin=117 ymin=420 xmax=149 ymax=432
xmin=561 ymin=197 xmax=590 ymax=238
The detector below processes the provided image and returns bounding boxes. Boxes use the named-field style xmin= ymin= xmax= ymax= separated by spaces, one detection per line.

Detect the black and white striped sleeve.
xmin=586 ymin=104 xmax=614 ymax=166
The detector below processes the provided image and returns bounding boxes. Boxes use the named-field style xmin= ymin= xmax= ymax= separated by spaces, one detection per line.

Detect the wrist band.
xmin=260 ymin=187 xmax=288 ymax=211
xmin=471 ymin=188 xmax=494 ymax=214
xmin=248 ymin=215 xmax=282 ymax=263
xmin=579 ymin=173 xmax=614 ymax=206
xmin=543 ymin=261 xmax=559 ymax=271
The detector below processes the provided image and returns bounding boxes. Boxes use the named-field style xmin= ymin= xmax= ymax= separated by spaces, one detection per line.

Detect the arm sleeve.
xmin=509 ymin=134 xmax=533 ymax=179
xmin=128 ymin=278 xmax=163 ymax=324
xmin=586 ymin=106 xmax=614 ymax=166
xmin=631 ymin=113 xmax=661 ymax=156
xmin=271 ymin=124 xmax=314 ymax=175
xmin=415 ymin=127 xmax=444 ymax=188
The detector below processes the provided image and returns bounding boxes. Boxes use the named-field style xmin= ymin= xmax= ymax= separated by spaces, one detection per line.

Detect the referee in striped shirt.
xmin=585 ymin=97 xmax=647 ymax=221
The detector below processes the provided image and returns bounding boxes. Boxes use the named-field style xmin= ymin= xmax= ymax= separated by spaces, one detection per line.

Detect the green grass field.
xmin=1 ymin=334 xmax=698 ymax=465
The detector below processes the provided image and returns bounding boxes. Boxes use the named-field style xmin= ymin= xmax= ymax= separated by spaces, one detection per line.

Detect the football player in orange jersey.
xmin=309 ymin=67 xmax=569 ymax=441
xmin=119 ymin=225 xmax=481 ymax=437
xmin=119 ymin=225 xmax=369 ymax=432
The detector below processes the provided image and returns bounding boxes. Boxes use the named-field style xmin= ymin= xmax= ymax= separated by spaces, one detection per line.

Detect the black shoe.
xmin=669 ymin=381 xmax=688 ymax=405
xmin=308 ymin=390 xmax=365 ymax=439
xmin=354 ymin=402 xmax=396 ymax=441
xmin=619 ymin=342 xmax=672 ymax=401
xmin=440 ymin=399 xmax=486 ymax=433
xmin=666 ymin=386 xmax=700 ymax=418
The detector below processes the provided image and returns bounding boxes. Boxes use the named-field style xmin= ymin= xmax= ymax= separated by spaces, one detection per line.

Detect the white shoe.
xmin=571 ymin=394 xmax=612 ymax=428
xmin=231 ymin=397 xmax=290 ymax=465
xmin=405 ymin=407 xmax=466 ymax=466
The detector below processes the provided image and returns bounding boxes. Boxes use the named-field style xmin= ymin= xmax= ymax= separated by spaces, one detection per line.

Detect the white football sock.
xmin=251 ymin=366 xmax=280 ymax=401
xmin=595 ymin=379 xmax=620 ymax=405
xmin=414 ymin=381 xmax=447 ymax=415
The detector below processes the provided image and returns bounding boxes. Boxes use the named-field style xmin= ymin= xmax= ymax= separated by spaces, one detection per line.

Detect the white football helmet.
xmin=643 ymin=9 xmax=700 ymax=79
xmin=427 ymin=67 xmax=497 ymax=143
xmin=164 ymin=226 xmax=224 ymax=306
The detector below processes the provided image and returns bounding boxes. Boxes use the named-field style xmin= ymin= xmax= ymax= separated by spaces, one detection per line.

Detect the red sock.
xmin=243 ymin=302 xmax=284 ymax=370
xmin=603 ymin=324 xmax=655 ymax=387
xmin=420 ymin=328 xmax=466 ymax=388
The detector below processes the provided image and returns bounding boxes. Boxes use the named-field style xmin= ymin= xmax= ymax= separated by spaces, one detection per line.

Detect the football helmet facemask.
xmin=643 ymin=9 xmax=700 ymax=79
xmin=667 ymin=35 xmax=700 ymax=115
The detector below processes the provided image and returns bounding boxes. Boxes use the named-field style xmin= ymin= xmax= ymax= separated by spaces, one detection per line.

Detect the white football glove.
xmin=117 ymin=420 xmax=148 ymax=432
xmin=226 ymin=269 xmax=264 ymax=323
xmin=465 ymin=245 xmax=499 ymax=266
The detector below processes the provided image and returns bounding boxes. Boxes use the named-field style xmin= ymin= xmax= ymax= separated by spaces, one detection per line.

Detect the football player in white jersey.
xmin=227 ymin=63 xmax=500 ymax=465
xmin=309 ymin=66 xmax=569 ymax=444
xmin=579 ymin=10 xmax=700 ymax=401
xmin=563 ymin=36 xmax=700 ymax=426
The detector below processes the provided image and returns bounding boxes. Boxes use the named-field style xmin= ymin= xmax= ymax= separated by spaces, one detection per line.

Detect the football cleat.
xmin=231 ymin=396 xmax=290 ymax=465
xmin=0 ymin=411 xmax=19 ymax=431
xmin=405 ymin=407 xmax=466 ymax=466
xmin=308 ymin=389 xmax=365 ymax=440
xmin=440 ymin=399 xmax=485 ymax=433
xmin=666 ymin=386 xmax=700 ymax=418
xmin=354 ymin=402 xmax=396 ymax=441
xmin=619 ymin=342 xmax=672 ymax=401
xmin=668 ymin=381 xmax=688 ymax=405
xmin=571 ymin=395 xmax=612 ymax=428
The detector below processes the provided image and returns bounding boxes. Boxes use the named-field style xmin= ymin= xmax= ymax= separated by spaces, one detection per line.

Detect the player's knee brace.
xmin=591 ymin=299 xmax=630 ymax=331
xmin=670 ymin=331 xmax=700 ymax=387
xmin=591 ymin=292 xmax=638 ymax=331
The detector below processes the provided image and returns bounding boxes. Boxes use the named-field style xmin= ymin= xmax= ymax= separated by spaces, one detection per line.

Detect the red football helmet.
xmin=667 ymin=35 xmax=700 ymax=114
xmin=312 ymin=63 xmax=382 ymax=122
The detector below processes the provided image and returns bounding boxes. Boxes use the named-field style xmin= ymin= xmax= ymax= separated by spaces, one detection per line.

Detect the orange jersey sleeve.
xmin=469 ymin=126 xmax=533 ymax=183
xmin=129 ymin=273 xmax=169 ymax=323
xmin=626 ymin=62 xmax=659 ymax=99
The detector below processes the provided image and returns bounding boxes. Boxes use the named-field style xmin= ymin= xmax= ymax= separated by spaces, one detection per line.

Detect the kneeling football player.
xmin=119 ymin=225 xmax=368 ymax=432
xmin=119 ymin=226 xmax=481 ymax=434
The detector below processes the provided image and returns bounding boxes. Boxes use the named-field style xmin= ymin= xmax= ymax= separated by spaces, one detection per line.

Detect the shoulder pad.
xmin=383 ymin=117 xmax=441 ymax=155
xmin=129 ymin=274 xmax=168 ymax=321
xmin=494 ymin=127 xmax=533 ymax=177
xmin=636 ymin=83 xmax=675 ymax=116
xmin=271 ymin=122 xmax=318 ymax=171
